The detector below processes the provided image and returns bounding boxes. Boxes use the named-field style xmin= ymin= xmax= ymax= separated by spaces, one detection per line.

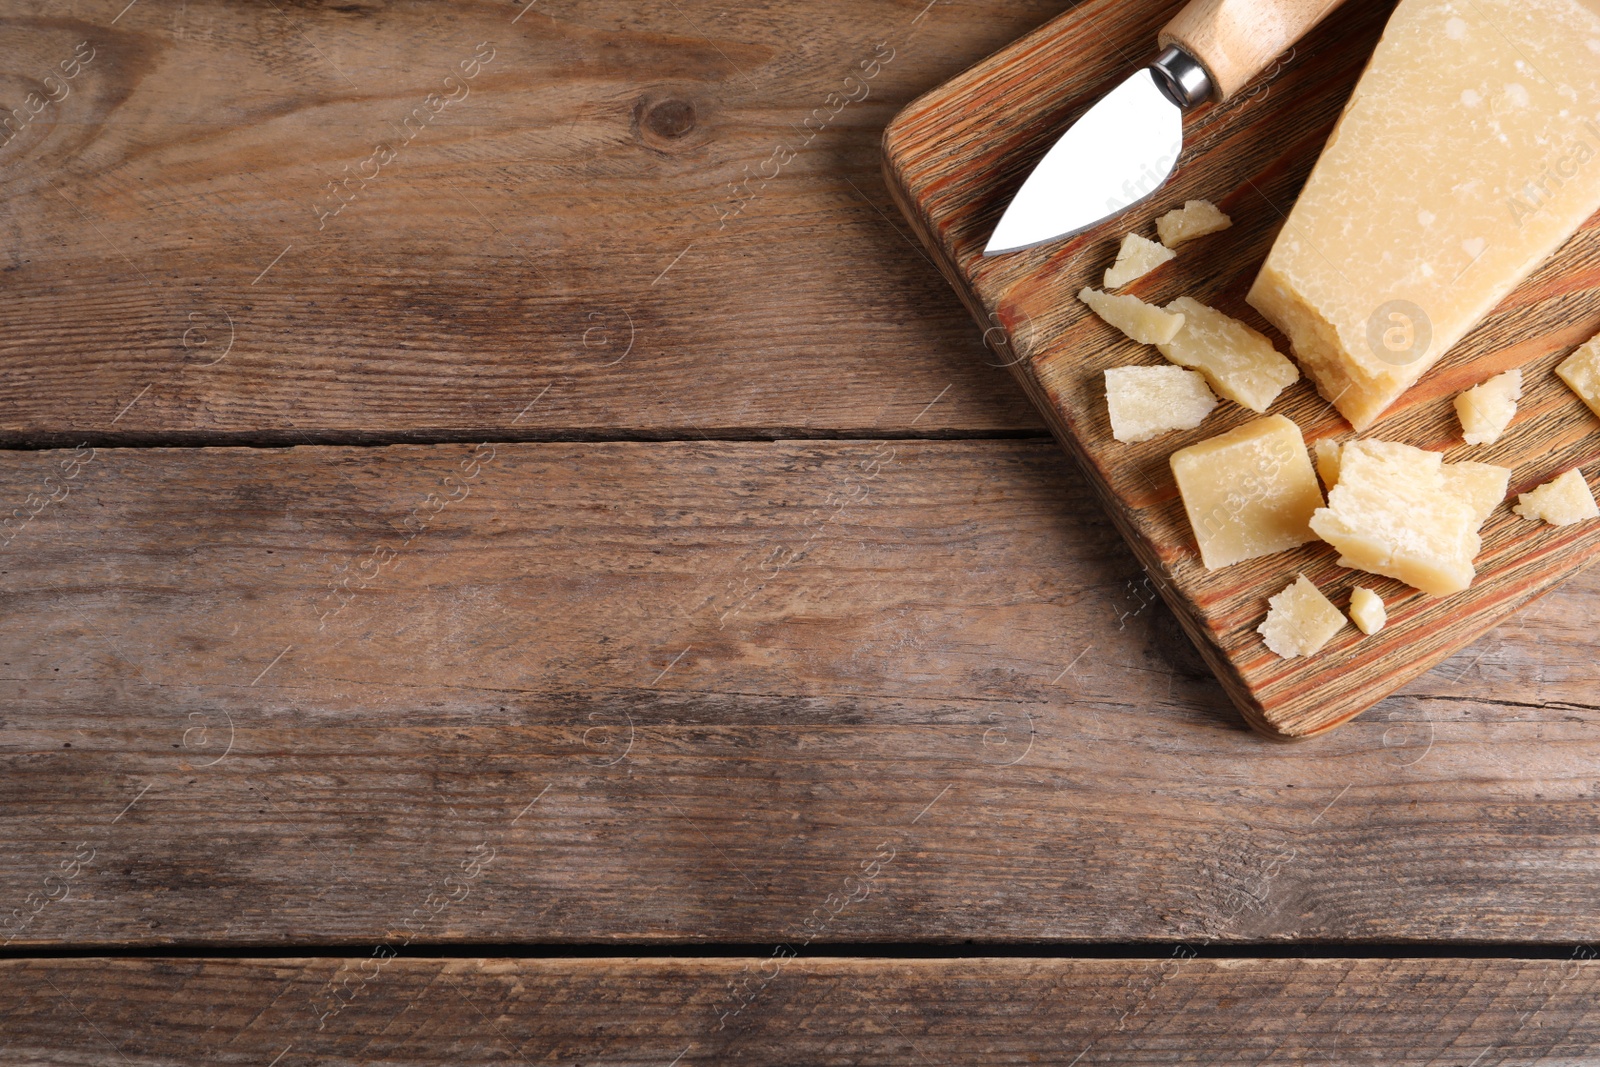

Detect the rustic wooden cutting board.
xmin=884 ymin=0 xmax=1600 ymax=738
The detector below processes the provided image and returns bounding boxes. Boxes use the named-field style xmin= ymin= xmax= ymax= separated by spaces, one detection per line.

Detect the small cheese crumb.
xmin=1556 ymin=338 xmax=1600 ymax=420
xmin=1079 ymin=287 xmax=1186 ymax=345
xmin=1156 ymin=199 xmax=1233 ymax=248
xmin=1349 ymin=586 xmax=1387 ymax=635
xmin=1259 ymin=574 xmax=1346 ymax=658
xmin=1104 ymin=365 xmax=1218 ymax=443
xmin=1440 ymin=460 xmax=1511 ymax=528
xmin=1310 ymin=439 xmax=1481 ymax=596
xmin=1156 ymin=298 xmax=1299 ymax=413
xmin=1513 ymin=468 xmax=1599 ymax=525
xmin=1170 ymin=415 xmax=1324 ymax=570
xmin=1313 ymin=439 xmax=1343 ymax=490
xmin=1104 ymin=232 xmax=1176 ymax=289
xmin=1454 ymin=368 xmax=1522 ymax=445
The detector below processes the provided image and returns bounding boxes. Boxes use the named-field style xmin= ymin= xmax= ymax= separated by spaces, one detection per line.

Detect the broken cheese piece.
xmin=1246 ymin=0 xmax=1600 ymax=430
xmin=1156 ymin=200 xmax=1232 ymax=249
xmin=1313 ymin=439 xmax=1343 ymax=490
xmin=1170 ymin=415 xmax=1324 ymax=570
xmin=1156 ymin=298 xmax=1299 ymax=413
xmin=1317 ymin=440 xmax=1507 ymax=528
xmin=1441 ymin=460 xmax=1511 ymax=529
xmin=1556 ymin=338 xmax=1600 ymax=421
xmin=1513 ymin=468 xmax=1599 ymax=525
xmin=1079 ymin=287 xmax=1185 ymax=345
xmin=1454 ymin=369 xmax=1522 ymax=445
xmin=1350 ymin=587 xmax=1387 ymax=635
xmin=1104 ymin=365 xmax=1218 ymax=443
xmin=1259 ymin=574 xmax=1345 ymax=658
xmin=1104 ymin=233 xmax=1176 ymax=289
xmin=1310 ymin=439 xmax=1481 ymax=596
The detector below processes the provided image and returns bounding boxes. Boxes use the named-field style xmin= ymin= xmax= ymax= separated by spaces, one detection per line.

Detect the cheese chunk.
xmin=1246 ymin=0 xmax=1600 ymax=430
xmin=1556 ymin=338 xmax=1600 ymax=421
xmin=1104 ymin=365 xmax=1218 ymax=443
xmin=1310 ymin=439 xmax=1481 ymax=596
xmin=1079 ymin=287 xmax=1185 ymax=345
xmin=1259 ymin=574 xmax=1345 ymax=658
xmin=1349 ymin=586 xmax=1387 ymax=635
xmin=1441 ymin=460 xmax=1511 ymax=528
xmin=1514 ymin=468 xmax=1599 ymax=525
xmin=1156 ymin=298 xmax=1299 ymax=413
xmin=1454 ymin=369 xmax=1522 ymax=445
xmin=1313 ymin=439 xmax=1343 ymax=490
xmin=1157 ymin=200 xmax=1232 ymax=248
xmin=1319 ymin=440 xmax=1507 ymax=528
xmin=1104 ymin=232 xmax=1176 ymax=289
xmin=1170 ymin=415 xmax=1324 ymax=570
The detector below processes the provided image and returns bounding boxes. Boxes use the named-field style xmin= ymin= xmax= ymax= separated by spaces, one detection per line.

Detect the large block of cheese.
xmin=1310 ymin=440 xmax=1481 ymax=596
xmin=1247 ymin=0 xmax=1600 ymax=430
xmin=1170 ymin=415 xmax=1323 ymax=570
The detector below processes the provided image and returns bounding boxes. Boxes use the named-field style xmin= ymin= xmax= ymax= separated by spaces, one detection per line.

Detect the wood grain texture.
xmin=883 ymin=0 xmax=1600 ymax=737
xmin=1159 ymin=0 xmax=1350 ymax=101
xmin=4 ymin=441 xmax=1600 ymax=948
xmin=0 ymin=0 xmax=1063 ymax=445
xmin=5 ymin=956 xmax=1600 ymax=1065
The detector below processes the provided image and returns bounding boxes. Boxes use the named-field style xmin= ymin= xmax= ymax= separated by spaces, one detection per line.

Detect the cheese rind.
xmin=1309 ymin=439 xmax=1481 ymax=596
xmin=1454 ymin=369 xmax=1522 ymax=445
xmin=1103 ymin=365 xmax=1218 ymax=443
xmin=1170 ymin=415 xmax=1324 ymax=570
xmin=1259 ymin=574 xmax=1346 ymax=658
xmin=1157 ymin=200 xmax=1232 ymax=248
xmin=1246 ymin=0 xmax=1600 ymax=430
xmin=1556 ymin=339 xmax=1600 ymax=421
xmin=1513 ymin=468 xmax=1599 ymax=525
xmin=1156 ymin=298 xmax=1299 ymax=413
xmin=1349 ymin=586 xmax=1387 ymax=635
xmin=1104 ymin=232 xmax=1176 ymax=289
xmin=1079 ymin=287 xmax=1185 ymax=345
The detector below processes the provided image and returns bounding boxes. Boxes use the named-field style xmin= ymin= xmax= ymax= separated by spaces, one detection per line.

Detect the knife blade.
xmin=984 ymin=0 xmax=1352 ymax=257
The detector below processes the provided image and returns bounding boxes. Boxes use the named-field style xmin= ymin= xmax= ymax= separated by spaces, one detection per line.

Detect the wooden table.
xmin=2 ymin=0 xmax=1598 ymax=1062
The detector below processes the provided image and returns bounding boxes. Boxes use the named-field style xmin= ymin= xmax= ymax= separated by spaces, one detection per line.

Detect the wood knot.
xmin=634 ymin=94 xmax=703 ymax=152
xmin=643 ymin=98 xmax=695 ymax=139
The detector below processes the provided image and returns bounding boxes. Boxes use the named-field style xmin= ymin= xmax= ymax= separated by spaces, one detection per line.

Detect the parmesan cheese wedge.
xmin=1556 ymin=338 xmax=1600 ymax=421
xmin=1247 ymin=0 xmax=1600 ymax=430
xmin=1104 ymin=233 xmax=1176 ymax=289
xmin=1170 ymin=415 xmax=1324 ymax=570
xmin=1157 ymin=298 xmax=1299 ymax=413
xmin=1259 ymin=574 xmax=1345 ymax=658
xmin=1349 ymin=587 xmax=1387 ymax=636
xmin=1310 ymin=439 xmax=1482 ymax=596
xmin=1079 ymin=287 xmax=1185 ymax=345
xmin=1156 ymin=200 xmax=1232 ymax=249
xmin=1103 ymin=365 xmax=1218 ymax=443
xmin=1454 ymin=369 xmax=1522 ymax=445
xmin=1513 ymin=468 xmax=1599 ymax=525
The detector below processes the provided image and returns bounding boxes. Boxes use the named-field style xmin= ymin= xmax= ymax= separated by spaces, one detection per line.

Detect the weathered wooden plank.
xmin=1 ymin=440 xmax=1598 ymax=947
xmin=3 ymin=956 xmax=1600 ymax=1064
xmin=0 ymin=0 xmax=1061 ymax=444
xmin=883 ymin=0 xmax=1600 ymax=736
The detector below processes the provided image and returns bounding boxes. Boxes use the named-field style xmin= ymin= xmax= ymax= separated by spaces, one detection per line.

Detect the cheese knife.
xmin=984 ymin=0 xmax=1351 ymax=255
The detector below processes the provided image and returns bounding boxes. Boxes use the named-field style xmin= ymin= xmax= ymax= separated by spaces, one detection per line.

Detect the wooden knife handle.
xmin=1159 ymin=0 xmax=1350 ymax=102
